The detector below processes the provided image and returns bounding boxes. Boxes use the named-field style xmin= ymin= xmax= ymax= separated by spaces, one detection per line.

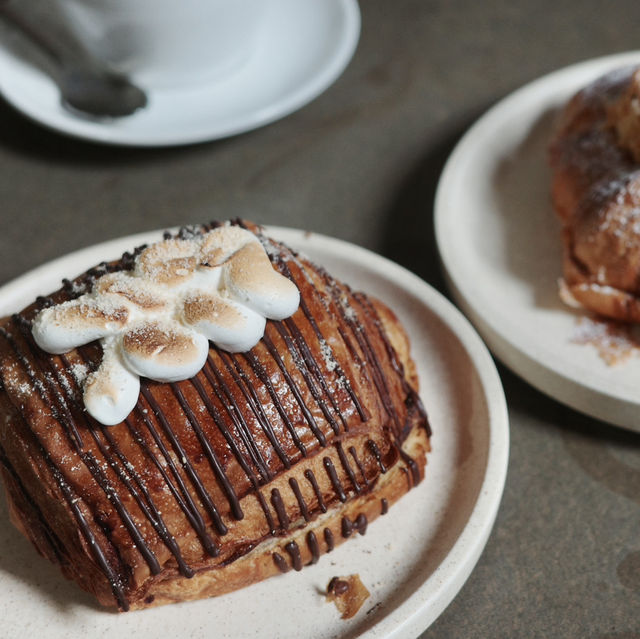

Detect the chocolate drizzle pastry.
xmin=0 ymin=221 xmax=430 ymax=611
xmin=550 ymin=66 xmax=640 ymax=321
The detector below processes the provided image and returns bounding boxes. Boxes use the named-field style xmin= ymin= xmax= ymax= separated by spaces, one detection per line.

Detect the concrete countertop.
xmin=0 ymin=1 xmax=639 ymax=636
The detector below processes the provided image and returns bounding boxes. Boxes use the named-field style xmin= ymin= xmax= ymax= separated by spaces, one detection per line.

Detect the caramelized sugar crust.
xmin=0 ymin=222 xmax=430 ymax=610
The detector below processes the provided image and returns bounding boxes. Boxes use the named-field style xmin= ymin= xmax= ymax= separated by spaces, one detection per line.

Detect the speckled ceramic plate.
xmin=0 ymin=227 xmax=508 ymax=639
xmin=435 ymin=51 xmax=640 ymax=432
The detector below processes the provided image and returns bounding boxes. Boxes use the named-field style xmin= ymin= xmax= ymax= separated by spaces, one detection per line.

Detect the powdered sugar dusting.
xmin=571 ymin=315 xmax=640 ymax=365
xmin=70 ymin=363 xmax=89 ymax=384
xmin=319 ymin=338 xmax=338 ymax=372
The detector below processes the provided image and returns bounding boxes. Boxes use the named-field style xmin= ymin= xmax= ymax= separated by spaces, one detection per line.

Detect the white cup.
xmin=51 ymin=0 xmax=267 ymax=90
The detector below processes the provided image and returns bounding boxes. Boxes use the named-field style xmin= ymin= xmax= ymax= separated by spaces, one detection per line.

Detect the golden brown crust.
xmin=132 ymin=424 xmax=429 ymax=609
xmin=549 ymin=66 xmax=640 ymax=321
xmin=0 ymin=222 xmax=430 ymax=611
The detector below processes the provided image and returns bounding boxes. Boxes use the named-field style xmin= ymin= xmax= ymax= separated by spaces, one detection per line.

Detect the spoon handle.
xmin=0 ymin=0 xmax=147 ymax=118
xmin=0 ymin=2 xmax=73 ymax=67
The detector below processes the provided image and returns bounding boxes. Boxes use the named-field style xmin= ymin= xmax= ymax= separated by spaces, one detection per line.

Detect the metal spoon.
xmin=0 ymin=3 xmax=148 ymax=118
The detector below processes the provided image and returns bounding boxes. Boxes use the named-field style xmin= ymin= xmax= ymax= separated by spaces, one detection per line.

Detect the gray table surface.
xmin=1 ymin=1 xmax=639 ymax=637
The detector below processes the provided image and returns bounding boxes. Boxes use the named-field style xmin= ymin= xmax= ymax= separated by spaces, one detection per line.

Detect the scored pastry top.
xmin=30 ymin=225 xmax=300 ymax=425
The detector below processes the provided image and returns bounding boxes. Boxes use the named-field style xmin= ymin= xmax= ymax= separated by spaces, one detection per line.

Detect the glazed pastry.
xmin=550 ymin=65 xmax=640 ymax=321
xmin=0 ymin=221 xmax=430 ymax=611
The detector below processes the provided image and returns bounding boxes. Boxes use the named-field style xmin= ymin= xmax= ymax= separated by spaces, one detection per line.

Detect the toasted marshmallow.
xmin=221 ymin=242 xmax=300 ymax=319
xmin=182 ymin=292 xmax=267 ymax=352
xmin=32 ymin=299 xmax=129 ymax=354
xmin=84 ymin=343 xmax=141 ymax=426
xmin=31 ymin=225 xmax=299 ymax=425
xmin=94 ymin=272 xmax=169 ymax=312
xmin=134 ymin=238 xmax=199 ymax=286
xmin=122 ymin=321 xmax=209 ymax=383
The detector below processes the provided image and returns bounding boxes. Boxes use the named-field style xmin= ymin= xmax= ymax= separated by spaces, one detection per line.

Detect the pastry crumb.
xmin=326 ymin=574 xmax=370 ymax=619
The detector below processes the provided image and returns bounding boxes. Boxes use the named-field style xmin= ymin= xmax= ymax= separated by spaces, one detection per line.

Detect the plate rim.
xmin=0 ymin=226 xmax=509 ymax=637
xmin=0 ymin=0 xmax=360 ymax=147
xmin=269 ymin=228 xmax=510 ymax=636
xmin=435 ymin=50 xmax=640 ymax=430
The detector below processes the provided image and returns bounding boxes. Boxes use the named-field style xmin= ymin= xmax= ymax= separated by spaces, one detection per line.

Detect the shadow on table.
xmin=0 ymin=96 xmax=231 ymax=168
xmin=378 ymin=108 xmax=491 ymax=295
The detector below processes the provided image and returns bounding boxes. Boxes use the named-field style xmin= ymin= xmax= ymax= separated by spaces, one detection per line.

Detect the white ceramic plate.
xmin=0 ymin=0 xmax=360 ymax=146
xmin=435 ymin=51 xmax=640 ymax=431
xmin=0 ymin=228 xmax=508 ymax=638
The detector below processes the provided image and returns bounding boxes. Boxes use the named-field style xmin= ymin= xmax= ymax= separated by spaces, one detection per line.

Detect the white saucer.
xmin=0 ymin=0 xmax=360 ymax=146
xmin=0 ymin=227 xmax=509 ymax=638
xmin=435 ymin=51 xmax=640 ymax=431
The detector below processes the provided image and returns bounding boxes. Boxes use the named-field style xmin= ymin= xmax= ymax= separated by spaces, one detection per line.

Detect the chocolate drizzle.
xmin=258 ymin=333 xmax=329 ymax=444
xmin=336 ymin=443 xmax=361 ymax=495
xmin=288 ymin=477 xmax=311 ymax=522
xmin=323 ymin=457 xmax=347 ymax=502
xmin=341 ymin=516 xmax=353 ymax=538
xmin=96 ymin=415 xmax=193 ymax=578
xmin=191 ymin=366 xmax=279 ymax=532
xmin=324 ymin=527 xmax=335 ymax=552
xmin=355 ymin=514 xmax=368 ymax=535
xmin=206 ymin=352 xmax=291 ymax=470
xmin=270 ymin=488 xmax=290 ymax=530
xmin=141 ymin=386 xmax=228 ymax=537
xmin=202 ymin=356 xmax=281 ymax=476
xmin=0 ymin=221 xmax=429 ymax=610
xmin=0 ymin=445 xmax=66 ymax=564
xmin=272 ymin=552 xmax=289 ymax=573
xmin=304 ymin=469 xmax=327 ymax=513
xmin=341 ymin=513 xmax=368 ymax=538
xmin=277 ymin=321 xmax=341 ymax=436
xmin=348 ymin=446 xmax=371 ymax=489
xmin=267 ymin=247 xmax=368 ymax=423
xmin=306 ymin=531 xmax=320 ymax=564
xmin=2 ymin=320 xmax=150 ymax=607
xmin=285 ymin=541 xmax=302 ymax=571
xmin=368 ymin=440 xmax=388 ymax=473
xmin=129 ymin=402 xmax=220 ymax=558
xmin=243 ymin=349 xmax=326 ymax=451
xmin=170 ymin=382 xmax=242 ymax=523
xmin=225 ymin=351 xmax=308 ymax=457
xmin=399 ymin=449 xmax=421 ymax=487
